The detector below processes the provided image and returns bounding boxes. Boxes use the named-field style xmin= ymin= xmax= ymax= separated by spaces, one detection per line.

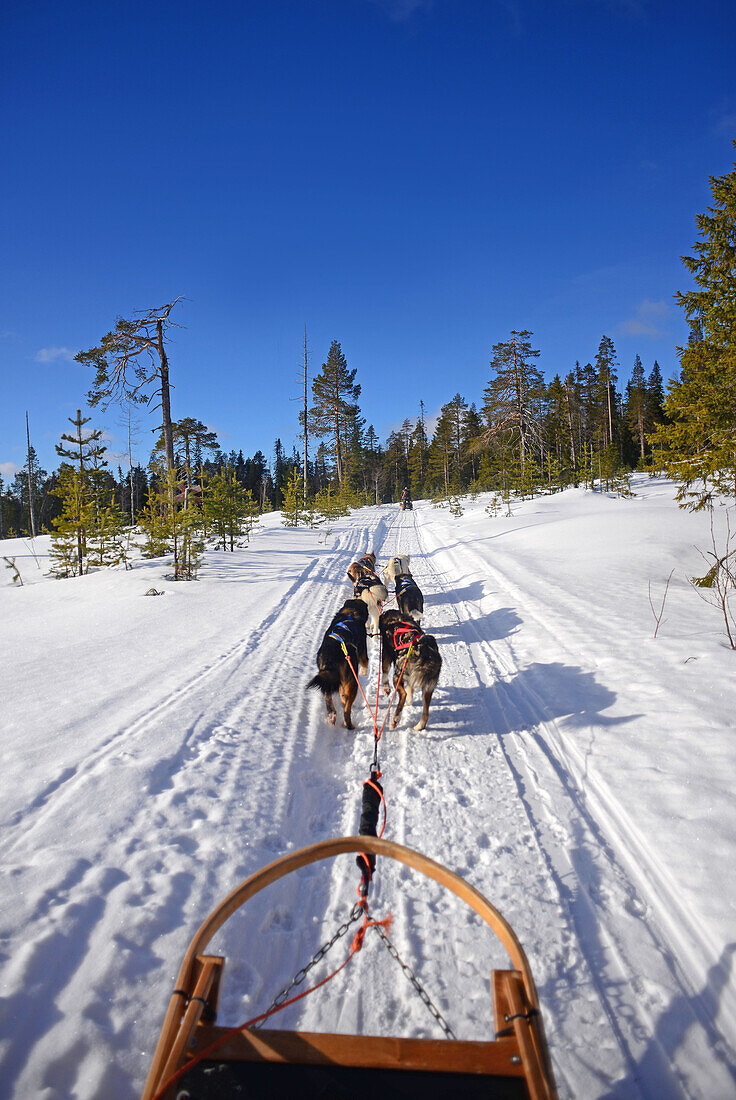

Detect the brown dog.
xmin=347 ymin=551 xmax=388 ymax=637
xmin=308 ymin=599 xmax=369 ymax=728
xmin=378 ymin=609 xmax=441 ymax=731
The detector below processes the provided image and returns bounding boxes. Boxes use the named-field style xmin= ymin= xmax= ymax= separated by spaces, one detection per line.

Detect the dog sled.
xmin=141 ymin=836 xmax=557 ymax=1100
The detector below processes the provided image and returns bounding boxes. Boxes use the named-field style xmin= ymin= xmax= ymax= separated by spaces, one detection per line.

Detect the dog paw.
xmin=390 ymin=717 xmax=399 ymax=730
xmin=413 ymin=721 xmax=427 ymax=731
xmin=327 ymin=713 xmax=336 ymax=726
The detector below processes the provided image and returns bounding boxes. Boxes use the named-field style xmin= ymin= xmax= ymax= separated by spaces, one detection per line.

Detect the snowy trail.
xmin=1 ymin=487 xmax=735 ymax=1099
xmin=1 ymin=510 xmax=401 ymax=1097
xmin=418 ymin=518 xmax=736 ymax=1096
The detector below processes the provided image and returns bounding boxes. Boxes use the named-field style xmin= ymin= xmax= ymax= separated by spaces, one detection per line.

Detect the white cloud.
xmin=1 ymin=461 xmax=20 ymax=479
xmin=35 ymin=346 xmax=75 ymax=363
xmin=617 ymin=299 xmax=672 ymax=339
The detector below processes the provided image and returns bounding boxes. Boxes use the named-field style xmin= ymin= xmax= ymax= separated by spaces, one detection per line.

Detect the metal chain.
xmin=252 ymin=903 xmax=364 ymax=1029
xmin=371 ymin=922 xmax=456 ymax=1040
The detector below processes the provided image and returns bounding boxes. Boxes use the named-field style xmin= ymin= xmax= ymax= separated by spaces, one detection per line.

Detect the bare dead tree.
xmin=302 ymin=326 xmax=309 ymax=506
xmin=25 ymin=411 xmax=36 ymax=539
xmin=691 ymin=509 xmax=736 ymax=649
xmin=648 ymin=568 xmax=674 ymax=638
xmin=76 ymin=298 xmax=186 ymax=473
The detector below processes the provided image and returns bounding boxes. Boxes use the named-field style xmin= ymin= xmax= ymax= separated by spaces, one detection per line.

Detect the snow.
xmin=1 ymin=476 xmax=735 ymax=1099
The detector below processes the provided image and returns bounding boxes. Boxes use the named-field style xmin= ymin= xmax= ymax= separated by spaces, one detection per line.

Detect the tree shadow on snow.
xmin=423 ymin=580 xmax=487 ymax=605
xmin=430 ymin=606 xmax=521 ymax=644
xmin=598 ymin=943 xmax=736 ymax=1098
xmin=440 ymin=662 xmax=637 ymax=741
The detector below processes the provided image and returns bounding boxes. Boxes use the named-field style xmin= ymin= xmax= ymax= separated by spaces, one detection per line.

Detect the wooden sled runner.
xmin=141 ymin=836 xmax=557 ymax=1100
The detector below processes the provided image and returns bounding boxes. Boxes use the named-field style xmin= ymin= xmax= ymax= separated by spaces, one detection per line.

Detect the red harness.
xmin=392 ymin=622 xmax=423 ymax=652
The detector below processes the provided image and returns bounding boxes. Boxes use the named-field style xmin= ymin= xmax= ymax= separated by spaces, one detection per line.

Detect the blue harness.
xmin=328 ymin=617 xmax=363 ymax=655
xmin=395 ymin=575 xmax=419 ymax=599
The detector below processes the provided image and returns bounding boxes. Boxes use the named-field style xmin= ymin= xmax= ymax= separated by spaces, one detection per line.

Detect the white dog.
xmin=382 ymin=555 xmax=411 ymax=585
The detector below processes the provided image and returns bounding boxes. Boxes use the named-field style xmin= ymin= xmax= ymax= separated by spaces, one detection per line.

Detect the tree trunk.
xmin=157 ymin=320 xmax=176 ymax=473
xmin=25 ymin=412 xmax=36 ymax=539
xmin=303 ymin=326 xmax=309 ymax=507
xmin=334 ymin=403 xmax=343 ymax=484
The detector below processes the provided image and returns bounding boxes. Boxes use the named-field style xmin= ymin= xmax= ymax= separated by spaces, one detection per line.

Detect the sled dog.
xmin=382 ymin=555 xmax=411 ymax=584
xmin=378 ymin=609 xmax=441 ymax=731
xmin=308 ymin=599 xmax=369 ymax=729
xmin=347 ymin=551 xmax=388 ymax=636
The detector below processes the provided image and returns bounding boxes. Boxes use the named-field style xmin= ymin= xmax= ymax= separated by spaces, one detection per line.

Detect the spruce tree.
xmin=649 ymin=149 xmax=736 ymax=506
xmin=626 ymin=354 xmax=647 ymax=464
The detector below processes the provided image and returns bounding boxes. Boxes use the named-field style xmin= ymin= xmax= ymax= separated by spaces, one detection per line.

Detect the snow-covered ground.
xmin=1 ymin=475 xmax=735 ymax=1099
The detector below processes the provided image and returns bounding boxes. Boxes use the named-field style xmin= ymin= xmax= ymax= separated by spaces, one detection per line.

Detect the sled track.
xmin=1 ymin=517 xmax=394 ymax=1097
xmin=407 ymin=511 xmax=735 ymax=1096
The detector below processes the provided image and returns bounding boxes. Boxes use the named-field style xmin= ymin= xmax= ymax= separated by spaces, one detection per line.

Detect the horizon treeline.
xmin=0 ymin=330 xmax=666 ymax=540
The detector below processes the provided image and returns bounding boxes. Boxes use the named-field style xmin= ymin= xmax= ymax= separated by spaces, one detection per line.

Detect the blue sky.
xmin=1 ymin=0 xmax=735 ymax=479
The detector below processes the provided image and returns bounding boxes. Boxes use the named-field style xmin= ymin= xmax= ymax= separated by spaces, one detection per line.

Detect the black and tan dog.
xmin=346 ymin=551 xmax=388 ymax=636
xmin=378 ymin=608 xmax=441 ymax=731
xmin=308 ymin=599 xmax=369 ymax=729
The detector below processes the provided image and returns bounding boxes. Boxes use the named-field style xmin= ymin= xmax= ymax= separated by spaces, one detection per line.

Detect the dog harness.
xmin=357 ymin=554 xmax=375 ymax=570
xmin=395 ymin=575 xmax=420 ymax=599
xmin=392 ymin=621 xmax=424 ymax=653
xmin=328 ymin=617 xmax=364 ymax=656
xmin=353 ymin=570 xmax=382 ymax=597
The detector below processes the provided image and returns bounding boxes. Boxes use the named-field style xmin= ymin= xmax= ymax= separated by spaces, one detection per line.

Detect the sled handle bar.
xmin=179 ymin=835 xmax=540 ymax=1006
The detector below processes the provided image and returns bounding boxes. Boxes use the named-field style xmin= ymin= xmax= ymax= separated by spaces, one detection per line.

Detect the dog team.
xmin=308 ymin=552 xmax=442 ymax=733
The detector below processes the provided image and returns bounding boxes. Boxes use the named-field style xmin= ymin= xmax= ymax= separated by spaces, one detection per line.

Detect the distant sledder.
xmin=400 ymin=486 xmax=413 ymax=511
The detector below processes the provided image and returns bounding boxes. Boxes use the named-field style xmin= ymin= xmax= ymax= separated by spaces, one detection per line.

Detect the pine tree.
xmin=281 ymin=467 xmax=307 ymax=527
xmin=11 ymin=449 xmax=47 ymax=536
xmin=55 ymin=409 xmax=106 ymax=471
xmin=77 ymin=298 xmax=184 ymax=473
xmin=308 ymin=341 xmax=361 ymax=485
xmin=594 ymin=336 xmax=619 ymax=447
xmin=203 ymin=468 xmax=257 ymax=550
xmin=49 ymin=466 xmax=96 ymax=577
xmin=140 ymin=468 xmax=204 ymax=577
xmin=649 ymin=149 xmax=736 ymax=507
xmin=481 ymin=330 xmax=543 ymax=475
xmin=428 ymin=404 xmax=455 ymax=497
xmin=86 ymin=492 xmax=129 ymax=569
xmin=408 ymin=412 xmax=429 ymax=498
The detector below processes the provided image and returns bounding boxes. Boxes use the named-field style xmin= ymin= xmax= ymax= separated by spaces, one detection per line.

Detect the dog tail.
xmin=307 ymin=667 xmax=341 ymax=695
xmin=418 ymin=633 xmax=440 ymax=660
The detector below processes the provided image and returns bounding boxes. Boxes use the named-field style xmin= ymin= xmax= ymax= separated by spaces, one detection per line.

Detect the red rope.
xmin=341 ymin=645 xmax=376 ymax=732
xmin=377 ymin=645 xmax=413 ymax=739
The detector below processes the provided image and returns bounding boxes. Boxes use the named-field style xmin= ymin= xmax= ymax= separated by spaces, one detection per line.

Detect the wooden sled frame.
xmin=141 ymin=836 xmax=558 ymax=1100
